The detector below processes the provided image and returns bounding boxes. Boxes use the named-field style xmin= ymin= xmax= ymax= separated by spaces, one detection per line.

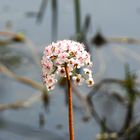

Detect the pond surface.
xmin=0 ymin=0 xmax=140 ymax=140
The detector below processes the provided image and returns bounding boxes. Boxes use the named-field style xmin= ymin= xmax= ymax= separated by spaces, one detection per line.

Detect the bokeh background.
xmin=1 ymin=0 xmax=140 ymax=140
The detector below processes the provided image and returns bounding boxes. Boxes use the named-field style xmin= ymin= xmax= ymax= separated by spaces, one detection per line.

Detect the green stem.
xmin=74 ymin=0 xmax=81 ymax=35
xmin=123 ymin=93 xmax=134 ymax=131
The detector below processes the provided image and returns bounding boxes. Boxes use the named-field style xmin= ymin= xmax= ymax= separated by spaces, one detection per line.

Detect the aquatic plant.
xmin=41 ymin=40 xmax=94 ymax=140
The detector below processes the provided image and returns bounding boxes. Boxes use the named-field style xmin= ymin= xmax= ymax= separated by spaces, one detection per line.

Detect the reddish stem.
xmin=65 ymin=64 xmax=75 ymax=140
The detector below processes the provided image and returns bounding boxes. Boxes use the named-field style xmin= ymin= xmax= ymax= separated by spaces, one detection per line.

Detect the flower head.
xmin=41 ymin=40 xmax=94 ymax=91
xmin=72 ymin=74 xmax=84 ymax=86
xmin=86 ymin=77 xmax=94 ymax=87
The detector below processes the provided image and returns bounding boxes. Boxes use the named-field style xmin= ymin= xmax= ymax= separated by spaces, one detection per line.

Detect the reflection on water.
xmin=0 ymin=120 xmax=65 ymax=140
xmin=1 ymin=0 xmax=140 ymax=140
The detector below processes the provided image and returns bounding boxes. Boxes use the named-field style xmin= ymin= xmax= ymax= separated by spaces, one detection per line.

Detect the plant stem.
xmin=65 ymin=64 xmax=75 ymax=140
xmin=121 ymin=93 xmax=134 ymax=133
xmin=74 ymin=0 xmax=81 ymax=34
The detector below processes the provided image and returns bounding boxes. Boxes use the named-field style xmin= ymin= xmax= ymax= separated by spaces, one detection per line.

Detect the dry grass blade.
xmin=0 ymin=64 xmax=43 ymax=91
xmin=0 ymin=64 xmax=48 ymax=111
xmin=0 ymin=31 xmax=41 ymax=67
xmin=0 ymin=94 xmax=41 ymax=111
xmin=91 ymin=32 xmax=140 ymax=47
xmin=107 ymin=37 xmax=140 ymax=45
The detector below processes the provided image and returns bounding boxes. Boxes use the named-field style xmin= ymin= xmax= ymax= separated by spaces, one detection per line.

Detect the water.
xmin=0 ymin=0 xmax=140 ymax=140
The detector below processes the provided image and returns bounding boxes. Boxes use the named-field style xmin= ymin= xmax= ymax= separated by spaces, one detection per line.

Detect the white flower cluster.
xmin=41 ymin=40 xmax=94 ymax=91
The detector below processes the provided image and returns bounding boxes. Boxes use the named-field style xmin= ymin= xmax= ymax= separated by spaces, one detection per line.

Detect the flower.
xmin=83 ymin=68 xmax=92 ymax=76
xmin=72 ymin=74 xmax=84 ymax=86
xmin=41 ymin=40 xmax=94 ymax=90
xmin=57 ymin=66 xmax=66 ymax=77
xmin=86 ymin=77 xmax=94 ymax=87
xmin=41 ymin=59 xmax=53 ymax=75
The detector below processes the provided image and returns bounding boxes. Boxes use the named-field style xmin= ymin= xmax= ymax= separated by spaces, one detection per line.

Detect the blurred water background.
xmin=1 ymin=0 xmax=140 ymax=140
